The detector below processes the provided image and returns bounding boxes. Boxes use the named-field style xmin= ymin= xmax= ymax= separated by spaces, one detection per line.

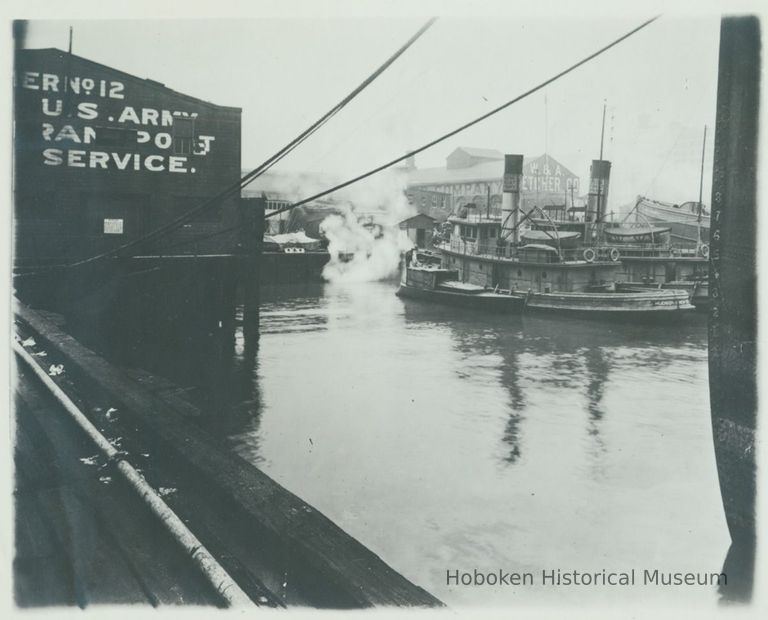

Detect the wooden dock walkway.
xmin=14 ymin=363 xmax=225 ymax=607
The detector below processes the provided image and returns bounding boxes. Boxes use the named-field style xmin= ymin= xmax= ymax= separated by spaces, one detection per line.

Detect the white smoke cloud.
xmin=320 ymin=211 xmax=413 ymax=283
xmin=247 ymin=166 xmax=419 ymax=282
xmin=317 ymin=169 xmax=417 ymax=283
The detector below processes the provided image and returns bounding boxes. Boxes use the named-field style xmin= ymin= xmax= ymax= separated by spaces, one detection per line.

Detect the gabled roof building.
xmin=406 ymin=147 xmax=585 ymax=217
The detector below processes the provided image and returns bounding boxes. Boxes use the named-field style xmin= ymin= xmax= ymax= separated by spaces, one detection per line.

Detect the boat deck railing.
xmin=438 ymin=239 xmax=705 ymax=263
xmin=437 ymin=240 xmax=607 ymax=264
xmin=603 ymin=243 xmax=704 ymax=259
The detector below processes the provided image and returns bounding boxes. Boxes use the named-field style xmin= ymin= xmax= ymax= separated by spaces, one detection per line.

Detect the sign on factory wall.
xmin=18 ymin=68 xmax=217 ymax=175
xmin=521 ymin=155 xmax=580 ymax=195
xmin=103 ymin=218 xmax=124 ymax=234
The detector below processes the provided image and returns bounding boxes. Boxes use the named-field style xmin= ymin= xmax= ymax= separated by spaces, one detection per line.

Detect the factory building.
xmin=14 ymin=48 xmax=243 ymax=267
xmin=405 ymin=147 xmax=585 ymax=218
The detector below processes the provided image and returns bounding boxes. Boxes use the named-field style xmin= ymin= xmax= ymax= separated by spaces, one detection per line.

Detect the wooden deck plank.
xmin=14 ymin=370 xmax=221 ymax=607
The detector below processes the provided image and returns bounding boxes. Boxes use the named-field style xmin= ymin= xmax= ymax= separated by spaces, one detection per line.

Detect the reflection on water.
xmin=220 ymin=281 xmax=728 ymax=607
xmin=114 ymin=280 xmax=730 ymax=607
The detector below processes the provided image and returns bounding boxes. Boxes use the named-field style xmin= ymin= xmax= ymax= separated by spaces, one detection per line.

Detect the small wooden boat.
xmin=396 ymin=265 xmax=526 ymax=312
xmin=635 ymin=196 xmax=710 ymax=244
xmin=604 ymin=225 xmax=671 ymax=244
xmin=520 ymin=229 xmax=581 ymax=248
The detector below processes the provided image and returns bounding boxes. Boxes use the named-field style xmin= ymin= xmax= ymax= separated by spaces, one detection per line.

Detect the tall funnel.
xmin=587 ymin=160 xmax=611 ymax=222
xmin=501 ymin=154 xmax=524 ymax=243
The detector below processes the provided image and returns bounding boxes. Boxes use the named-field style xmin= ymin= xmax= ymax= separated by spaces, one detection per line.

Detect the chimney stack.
xmin=501 ymin=154 xmax=524 ymax=243
xmin=587 ymin=159 xmax=611 ymax=223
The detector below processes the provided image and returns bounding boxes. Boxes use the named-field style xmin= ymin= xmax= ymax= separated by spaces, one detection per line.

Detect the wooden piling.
xmin=708 ymin=15 xmax=759 ymax=603
xmin=239 ymin=197 xmax=264 ymax=358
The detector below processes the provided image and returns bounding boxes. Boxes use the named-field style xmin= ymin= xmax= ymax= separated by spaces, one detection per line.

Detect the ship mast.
xmin=586 ymin=101 xmax=607 ymax=243
xmin=597 ymin=100 xmax=606 ymax=221
xmin=697 ymin=125 xmax=707 ymax=252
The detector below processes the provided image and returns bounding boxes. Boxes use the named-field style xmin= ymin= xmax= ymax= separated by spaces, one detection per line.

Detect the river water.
xmin=200 ymin=280 xmax=728 ymax=608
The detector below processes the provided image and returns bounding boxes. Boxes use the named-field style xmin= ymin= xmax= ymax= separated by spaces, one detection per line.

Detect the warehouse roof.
xmin=450 ymin=147 xmax=504 ymax=160
xmin=407 ymin=153 xmax=582 ymax=188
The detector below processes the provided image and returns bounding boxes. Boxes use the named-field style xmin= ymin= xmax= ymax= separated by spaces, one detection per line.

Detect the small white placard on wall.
xmin=104 ymin=218 xmax=124 ymax=234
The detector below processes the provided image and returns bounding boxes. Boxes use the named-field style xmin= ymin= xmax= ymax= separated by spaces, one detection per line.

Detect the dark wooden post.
xmin=708 ymin=15 xmax=759 ymax=603
xmin=238 ymin=195 xmax=264 ymax=359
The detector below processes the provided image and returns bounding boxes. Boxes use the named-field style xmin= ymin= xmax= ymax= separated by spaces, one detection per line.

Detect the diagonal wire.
xmin=265 ymin=15 xmax=661 ymax=220
xmin=31 ymin=17 xmax=438 ymax=272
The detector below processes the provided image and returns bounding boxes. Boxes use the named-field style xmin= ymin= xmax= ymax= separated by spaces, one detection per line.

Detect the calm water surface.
xmin=209 ymin=280 xmax=729 ymax=607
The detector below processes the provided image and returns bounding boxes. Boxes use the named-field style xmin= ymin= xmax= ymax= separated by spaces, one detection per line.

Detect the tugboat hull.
xmin=396 ymin=282 xmax=526 ymax=312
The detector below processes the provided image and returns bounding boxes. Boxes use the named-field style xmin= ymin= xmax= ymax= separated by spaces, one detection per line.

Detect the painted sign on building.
xmin=14 ymin=49 xmax=243 ymax=264
xmin=18 ymin=68 xmax=218 ymax=175
xmin=522 ymin=154 xmax=580 ymax=195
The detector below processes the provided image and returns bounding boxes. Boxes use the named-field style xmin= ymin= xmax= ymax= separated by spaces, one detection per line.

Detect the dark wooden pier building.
xmin=14 ymin=47 xmax=243 ymax=265
xmin=13 ymin=47 xmax=262 ymax=352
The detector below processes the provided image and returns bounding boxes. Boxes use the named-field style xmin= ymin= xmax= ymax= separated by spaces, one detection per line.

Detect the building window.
xmin=542 ymin=272 xmax=547 ymax=279
xmin=173 ymin=116 xmax=195 ymax=155
xmin=517 ymin=269 xmax=522 ymax=277
xmin=266 ymin=200 xmax=289 ymax=212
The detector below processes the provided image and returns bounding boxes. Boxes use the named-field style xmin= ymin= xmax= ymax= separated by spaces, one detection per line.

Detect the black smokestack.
xmin=587 ymin=159 xmax=611 ymax=222
xmin=501 ymin=154 xmax=524 ymax=242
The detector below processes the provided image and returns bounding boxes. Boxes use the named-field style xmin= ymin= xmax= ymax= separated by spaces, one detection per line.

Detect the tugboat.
xmin=396 ymin=250 xmax=527 ymax=312
xmin=431 ymin=154 xmax=694 ymax=318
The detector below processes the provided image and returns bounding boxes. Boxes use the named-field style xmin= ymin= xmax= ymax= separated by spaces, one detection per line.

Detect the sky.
xmin=11 ymin=9 xmax=726 ymax=211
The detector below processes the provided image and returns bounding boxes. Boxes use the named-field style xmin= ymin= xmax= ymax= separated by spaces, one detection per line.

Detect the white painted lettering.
xmin=23 ymin=72 xmax=40 ymax=90
xmin=42 ymin=73 xmax=59 ymax=92
xmin=42 ymin=98 xmax=63 ymax=116
xmin=112 ymin=153 xmax=132 ymax=170
xmin=89 ymin=151 xmax=109 ymax=169
xmin=108 ymin=82 xmax=125 ymax=99
xmin=118 ymin=106 xmax=141 ymax=124
xmin=194 ymin=135 xmax=215 ymax=155
xmin=142 ymin=108 xmax=159 ymax=125
xmin=145 ymin=155 xmax=165 ymax=171
xmin=168 ymin=156 xmax=188 ymax=173
xmin=77 ymin=102 xmax=99 ymax=120
xmin=42 ymin=148 xmax=63 ymax=165
xmin=56 ymin=125 xmax=81 ymax=143
xmin=67 ymin=150 xmax=86 ymax=167
xmin=155 ymin=133 xmax=172 ymax=149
